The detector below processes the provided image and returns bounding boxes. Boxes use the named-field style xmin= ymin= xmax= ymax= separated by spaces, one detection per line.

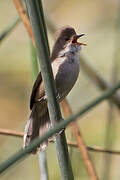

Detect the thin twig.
xmin=87 ymin=146 xmax=120 ymax=155
xmin=0 ymin=17 xmax=20 ymax=43
xmin=0 ymin=128 xmax=24 ymax=137
xmin=12 ymin=0 xmax=35 ymax=46
xmin=1 ymin=128 xmax=120 ymax=155
xmin=61 ymin=100 xmax=98 ymax=180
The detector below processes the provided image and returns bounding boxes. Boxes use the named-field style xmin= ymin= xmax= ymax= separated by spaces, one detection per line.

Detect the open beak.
xmin=72 ymin=34 xmax=86 ymax=46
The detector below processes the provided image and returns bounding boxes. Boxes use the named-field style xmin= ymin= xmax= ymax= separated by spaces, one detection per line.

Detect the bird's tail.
xmin=23 ymin=103 xmax=51 ymax=153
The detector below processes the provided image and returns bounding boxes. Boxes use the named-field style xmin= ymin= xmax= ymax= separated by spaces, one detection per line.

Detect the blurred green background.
xmin=0 ymin=0 xmax=120 ymax=179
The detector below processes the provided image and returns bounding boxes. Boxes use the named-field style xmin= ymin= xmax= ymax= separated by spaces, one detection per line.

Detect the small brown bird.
xmin=23 ymin=26 xmax=85 ymax=152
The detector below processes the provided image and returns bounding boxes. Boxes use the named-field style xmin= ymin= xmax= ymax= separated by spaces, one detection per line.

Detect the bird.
xmin=23 ymin=25 xmax=86 ymax=153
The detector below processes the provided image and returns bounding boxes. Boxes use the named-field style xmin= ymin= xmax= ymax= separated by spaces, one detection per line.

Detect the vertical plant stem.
xmin=30 ymin=40 xmax=49 ymax=180
xmin=38 ymin=151 xmax=49 ymax=180
xmin=26 ymin=1 xmax=74 ymax=179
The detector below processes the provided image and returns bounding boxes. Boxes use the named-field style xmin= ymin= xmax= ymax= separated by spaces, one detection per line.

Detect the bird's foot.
xmin=55 ymin=127 xmax=66 ymax=137
xmin=37 ymin=95 xmax=47 ymax=102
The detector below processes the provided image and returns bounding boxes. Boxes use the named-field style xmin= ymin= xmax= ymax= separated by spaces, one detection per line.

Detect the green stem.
xmin=26 ymin=0 xmax=74 ymax=179
xmin=38 ymin=151 xmax=49 ymax=180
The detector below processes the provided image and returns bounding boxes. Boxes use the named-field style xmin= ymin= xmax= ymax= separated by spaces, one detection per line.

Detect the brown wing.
xmin=30 ymin=72 xmax=42 ymax=110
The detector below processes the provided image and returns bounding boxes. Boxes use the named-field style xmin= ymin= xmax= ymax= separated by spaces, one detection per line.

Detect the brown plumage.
xmin=23 ymin=26 xmax=84 ymax=153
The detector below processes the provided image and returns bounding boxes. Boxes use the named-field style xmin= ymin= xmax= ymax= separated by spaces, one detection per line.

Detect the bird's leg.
xmin=37 ymin=93 xmax=60 ymax=103
xmin=55 ymin=127 xmax=66 ymax=136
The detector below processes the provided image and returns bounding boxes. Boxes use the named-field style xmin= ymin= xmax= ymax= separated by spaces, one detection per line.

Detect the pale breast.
xmin=52 ymin=54 xmax=80 ymax=100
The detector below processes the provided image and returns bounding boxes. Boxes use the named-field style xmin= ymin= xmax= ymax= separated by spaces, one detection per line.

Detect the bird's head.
xmin=51 ymin=26 xmax=86 ymax=60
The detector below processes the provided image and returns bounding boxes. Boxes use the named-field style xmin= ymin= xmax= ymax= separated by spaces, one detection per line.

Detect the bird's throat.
xmin=59 ymin=43 xmax=81 ymax=58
